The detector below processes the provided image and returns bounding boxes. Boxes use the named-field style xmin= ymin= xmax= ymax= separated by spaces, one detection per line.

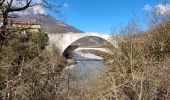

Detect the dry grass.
xmin=68 ymin=18 xmax=170 ymax=100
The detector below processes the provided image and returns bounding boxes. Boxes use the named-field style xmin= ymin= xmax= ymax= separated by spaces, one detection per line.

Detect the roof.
xmin=12 ymin=19 xmax=40 ymax=25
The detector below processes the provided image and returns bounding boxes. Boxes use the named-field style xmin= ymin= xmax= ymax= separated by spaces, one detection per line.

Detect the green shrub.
xmin=29 ymin=30 xmax=49 ymax=49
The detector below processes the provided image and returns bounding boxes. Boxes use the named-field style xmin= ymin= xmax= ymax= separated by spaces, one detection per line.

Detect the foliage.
xmin=77 ymin=18 xmax=170 ymax=100
xmin=29 ymin=30 xmax=49 ymax=49
xmin=0 ymin=29 xmax=68 ymax=99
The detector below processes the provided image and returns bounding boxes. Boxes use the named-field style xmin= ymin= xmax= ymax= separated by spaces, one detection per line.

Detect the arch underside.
xmin=62 ymin=35 xmax=113 ymax=58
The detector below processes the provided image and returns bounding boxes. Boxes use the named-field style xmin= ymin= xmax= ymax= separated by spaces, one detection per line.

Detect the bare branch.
xmin=8 ymin=0 xmax=32 ymax=12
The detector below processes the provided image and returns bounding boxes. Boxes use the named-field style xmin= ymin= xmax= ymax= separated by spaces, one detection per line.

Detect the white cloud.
xmin=143 ymin=4 xmax=153 ymax=11
xmin=12 ymin=0 xmax=69 ymax=15
xmin=32 ymin=5 xmax=47 ymax=14
xmin=12 ymin=0 xmax=47 ymax=15
xmin=155 ymin=4 xmax=170 ymax=15
xmin=63 ymin=3 xmax=69 ymax=8
xmin=143 ymin=3 xmax=170 ymax=15
xmin=14 ymin=4 xmax=47 ymax=15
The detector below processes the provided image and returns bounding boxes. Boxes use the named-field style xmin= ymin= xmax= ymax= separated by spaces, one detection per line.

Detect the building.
xmin=0 ymin=14 xmax=41 ymax=33
xmin=12 ymin=19 xmax=41 ymax=32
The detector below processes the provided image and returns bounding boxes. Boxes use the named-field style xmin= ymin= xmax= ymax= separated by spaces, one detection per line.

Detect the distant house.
xmin=0 ymin=14 xmax=41 ymax=33
xmin=12 ymin=19 xmax=41 ymax=32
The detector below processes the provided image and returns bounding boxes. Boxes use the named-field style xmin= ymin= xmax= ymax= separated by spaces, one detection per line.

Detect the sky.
xmin=51 ymin=0 xmax=159 ymax=34
xmin=16 ymin=0 xmax=170 ymax=34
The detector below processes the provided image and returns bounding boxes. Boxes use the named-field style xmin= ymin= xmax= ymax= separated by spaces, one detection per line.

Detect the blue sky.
xmin=47 ymin=0 xmax=165 ymax=34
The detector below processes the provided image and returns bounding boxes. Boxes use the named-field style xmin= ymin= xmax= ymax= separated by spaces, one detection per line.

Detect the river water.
xmin=65 ymin=51 xmax=104 ymax=79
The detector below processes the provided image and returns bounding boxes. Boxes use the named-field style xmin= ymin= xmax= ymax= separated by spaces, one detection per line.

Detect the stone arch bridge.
xmin=48 ymin=32 xmax=118 ymax=57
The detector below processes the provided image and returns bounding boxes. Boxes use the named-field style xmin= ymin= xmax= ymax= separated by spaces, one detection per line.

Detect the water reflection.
xmin=66 ymin=51 xmax=103 ymax=79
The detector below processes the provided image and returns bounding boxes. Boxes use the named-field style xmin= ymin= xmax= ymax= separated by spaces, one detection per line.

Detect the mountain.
xmin=13 ymin=14 xmax=106 ymax=46
xmin=13 ymin=14 xmax=83 ymax=33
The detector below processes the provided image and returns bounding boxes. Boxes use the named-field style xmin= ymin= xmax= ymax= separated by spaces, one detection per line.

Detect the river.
xmin=65 ymin=51 xmax=104 ymax=80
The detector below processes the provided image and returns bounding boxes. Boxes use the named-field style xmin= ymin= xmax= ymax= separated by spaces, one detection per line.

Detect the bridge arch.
xmin=63 ymin=36 xmax=114 ymax=58
xmin=48 ymin=33 xmax=118 ymax=56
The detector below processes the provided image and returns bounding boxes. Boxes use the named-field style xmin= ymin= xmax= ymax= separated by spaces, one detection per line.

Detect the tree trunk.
xmin=1 ymin=12 xmax=8 ymax=36
xmin=0 ymin=12 xmax=8 ymax=48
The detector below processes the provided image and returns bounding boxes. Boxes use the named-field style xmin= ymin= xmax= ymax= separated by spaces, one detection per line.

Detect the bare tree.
xmin=0 ymin=0 xmax=61 ymax=48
